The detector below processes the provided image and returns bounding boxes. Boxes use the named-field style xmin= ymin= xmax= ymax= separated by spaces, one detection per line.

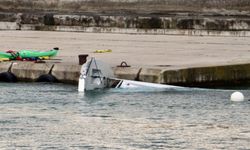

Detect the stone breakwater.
xmin=1 ymin=61 xmax=250 ymax=88
xmin=1 ymin=12 xmax=250 ymax=36
xmin=1 ymin=0 xmax=250 ymax=36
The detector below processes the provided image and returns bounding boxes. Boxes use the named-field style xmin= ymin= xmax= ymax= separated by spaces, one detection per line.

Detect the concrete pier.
xmin=1 ymin=61 xmax=250 ymax=88
xmin=1 ymin=31 xmax=250 ymax=87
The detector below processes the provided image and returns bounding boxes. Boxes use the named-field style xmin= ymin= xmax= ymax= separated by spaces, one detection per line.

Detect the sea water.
xmin=0 ymin=83 xmax=249 ymax=149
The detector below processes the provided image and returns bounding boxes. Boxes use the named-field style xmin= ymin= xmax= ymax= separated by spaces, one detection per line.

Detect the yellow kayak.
xmin=0 ymin=58 xmax=10 ymax=62
xmin=94 ymin=49 xmax=112 ymax=53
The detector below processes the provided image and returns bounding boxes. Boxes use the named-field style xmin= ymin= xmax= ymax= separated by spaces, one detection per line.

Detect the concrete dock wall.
xmin=0 ymin=62 xmax=81 ymax=84
xmin=51 ymin=64 xmax=81 ymax=84
xmin=11 ymin=62 xmax=54 ymax=82
xmin=114 ymin=64 xmax=250 ymax=88
xmin=2 ymin=61 xmax=250 ymax=88
xmin=161 ymin=64 xmax=250 ymax=87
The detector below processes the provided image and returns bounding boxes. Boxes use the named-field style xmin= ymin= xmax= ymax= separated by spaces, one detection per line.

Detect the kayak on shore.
xmin=19 ymin=48 xmax=59 ymax=59
xmin=0 ymin=52 xmax=15 ymax=59
xmin=0 ymin=47 xmax=59 ymax=61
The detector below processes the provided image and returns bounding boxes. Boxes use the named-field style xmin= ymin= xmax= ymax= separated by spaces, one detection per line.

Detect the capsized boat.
xmin=18 ymin=47 xmax=59 ymax=59
xmin=78 ymin=57 xmax=185 ymax=92
xmin=78 ymin=57 xmax=114 ymax=91
xmin=108 ymin=78 xmax=185 ymax=90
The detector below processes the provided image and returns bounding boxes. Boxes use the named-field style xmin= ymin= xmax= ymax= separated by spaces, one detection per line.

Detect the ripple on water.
xmin=0 ymin=83 xmax=250 ymax=149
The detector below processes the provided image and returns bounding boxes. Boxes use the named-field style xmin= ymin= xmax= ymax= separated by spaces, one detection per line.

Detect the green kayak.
xmin=0 ymin=52 xmax=15 ymax=59
xmin=18 ymin=48 xmax=59 ymax=59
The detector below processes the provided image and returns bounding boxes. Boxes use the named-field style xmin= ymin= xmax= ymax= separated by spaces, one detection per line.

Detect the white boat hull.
xmin=110 ymin=78 xmax=185 ymax=90
xmin=78 ymin=57 xmax=186 ymax=92
xmin=78 ymin=57 xmax=114 ymax=92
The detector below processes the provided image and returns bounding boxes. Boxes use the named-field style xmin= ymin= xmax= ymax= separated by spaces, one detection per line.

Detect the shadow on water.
xmin=195 ymin=83 xmax=250 ymax=90
xmin=107 ymin=86 xmax=199 ymax=93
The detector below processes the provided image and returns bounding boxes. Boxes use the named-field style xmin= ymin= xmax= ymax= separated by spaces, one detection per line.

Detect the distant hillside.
xmin=0 ymin=0 xmax=250 ymax=14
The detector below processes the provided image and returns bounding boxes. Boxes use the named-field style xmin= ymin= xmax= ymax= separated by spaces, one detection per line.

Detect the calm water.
xmin=0 ymin=83 xmax=249 ymax=149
